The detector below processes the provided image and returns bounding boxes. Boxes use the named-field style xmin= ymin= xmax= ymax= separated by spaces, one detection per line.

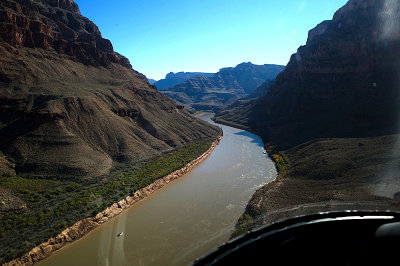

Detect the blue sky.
xmin=75 ymin=0 xmax=348 ymax=80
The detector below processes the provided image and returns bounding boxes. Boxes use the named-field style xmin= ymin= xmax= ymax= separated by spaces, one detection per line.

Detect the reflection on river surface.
xmin=38 ymin=114 xmax=277 ymax=266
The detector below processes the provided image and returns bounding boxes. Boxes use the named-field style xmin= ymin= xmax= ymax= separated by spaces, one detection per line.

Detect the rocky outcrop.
xmin=0 ymin=188 xmax=26 ymax=217
xmin=38 ymin=0 xmax=80 ymax=13
xmin=4 ymin=135 xmax=222 ymax=266
xmin=162 ymin=62 xmax=284 ymax=112
xmin=217 ymin=0 xmax=400 ymax=149
xmin=306 ymin=20 xmax=330 ymax=44
xmin=0 ymin=0 xmax=130 ymax=68
xmin=154 ymin=72 xmax=214 ymax=91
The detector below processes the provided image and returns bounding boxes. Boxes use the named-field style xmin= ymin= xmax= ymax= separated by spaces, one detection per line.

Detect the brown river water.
xmin=37 ymin=115 xmax=276 ymax=266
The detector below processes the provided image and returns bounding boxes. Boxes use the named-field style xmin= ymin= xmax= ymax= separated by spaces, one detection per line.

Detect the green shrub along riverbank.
xmin=265 ymin=146 xmax=288 ymax=179
xmin=0 ymin=137 xmax=218 ymax=263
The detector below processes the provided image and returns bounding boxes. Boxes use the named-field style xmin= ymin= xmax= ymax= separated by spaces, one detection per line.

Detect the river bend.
xmin=38 ymin=115 xmax=277 ymax=266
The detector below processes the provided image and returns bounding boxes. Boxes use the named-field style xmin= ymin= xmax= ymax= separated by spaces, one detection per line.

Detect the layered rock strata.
xmin=0 ymin=0 xmax=220 ymax=179
xmin=162 ymin=62 xmax=284 ymax=111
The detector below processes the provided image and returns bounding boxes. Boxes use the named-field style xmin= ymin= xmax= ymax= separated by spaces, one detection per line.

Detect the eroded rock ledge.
xmin=4 ymin=135 xmax=222 ymax=266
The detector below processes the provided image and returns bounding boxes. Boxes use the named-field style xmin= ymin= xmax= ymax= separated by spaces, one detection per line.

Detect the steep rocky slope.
xmin=217 ymin=0 xmax=400 ymax=149
xmin=222 ymin=0 xmax=400 ymax=231
xmin=154 ymin=71 xmax=214 ymax=91
xmin=162 ymin=62 xmax=284 ymax=111
xmin=244 ymin=135 xmax=400 ymax=229
xmin=245 ymin=79 xmax=274 ymax=99
xmin=214 ymin=79 xmax=274 ymax=128
xmin=0 ymin=0 xmax=220 ymax=180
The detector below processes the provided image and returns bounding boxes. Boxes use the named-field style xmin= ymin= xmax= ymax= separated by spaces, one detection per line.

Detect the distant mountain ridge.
xmin=147 ymin=78 xmax=157 ymax=85
xmin=162 ymin=62 xmax=285 ymax=111
xmin=154 ymin=72 xmax=214 ymax=91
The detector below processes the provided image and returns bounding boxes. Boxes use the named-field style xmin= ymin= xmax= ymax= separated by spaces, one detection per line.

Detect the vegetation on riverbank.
xmin=230 ymin=146 xmax=286 ymax=238
xmin=0 ymin=136 xmax=219 ymax=264
xmin=265 ymin=146 xmax=288 ymax=180
xmin=231 ymin=214 xmax=254 ymax=238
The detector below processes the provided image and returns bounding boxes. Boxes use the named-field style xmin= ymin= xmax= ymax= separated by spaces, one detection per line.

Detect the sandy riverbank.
xmin=4 ymin=135 xmax=222 ymax=266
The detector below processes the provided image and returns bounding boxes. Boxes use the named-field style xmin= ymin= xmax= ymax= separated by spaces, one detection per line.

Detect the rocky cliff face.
xmin=245 ymin=79 xmax=274 ymax=99
xmin=154 ymin=72 xmax=214 ymax=91
xmin=0 ymin=0 xmax=130 ymax=68
xmin=0 ymin=0 xmax=220 ymax=179
xmin=217 ymin=0 xmax=400 ymax=149
xmin=162 ymin=62 xmax=284 ymax=112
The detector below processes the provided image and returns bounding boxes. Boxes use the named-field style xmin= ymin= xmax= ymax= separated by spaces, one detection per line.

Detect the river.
xmin=37 ymin=115 xmax=276 ymax=266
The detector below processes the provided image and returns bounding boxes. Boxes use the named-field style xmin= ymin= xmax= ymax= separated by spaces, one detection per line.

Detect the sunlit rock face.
xmin=238 ymin=0 xmax=400 ymax=149
xmin=0 ymin=0 xmax=220 ymax=179
xmin=0 ymin=0 xmax=132 ymax=68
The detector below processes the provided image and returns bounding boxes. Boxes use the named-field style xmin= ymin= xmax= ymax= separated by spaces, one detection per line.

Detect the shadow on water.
xmin=233 ymin=131 xmax=264 ymax=148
